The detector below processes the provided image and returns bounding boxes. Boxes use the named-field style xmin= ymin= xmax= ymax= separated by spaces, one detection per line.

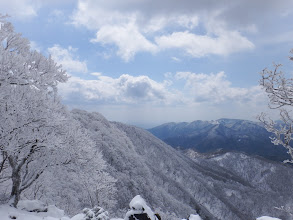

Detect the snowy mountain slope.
xmin=72 ymin=110 xmax=293 ymax=220
xmin=206 ymin=152 xmax=293 ymax=196
xmin=148 ymin=119 xmax=288 ymax=161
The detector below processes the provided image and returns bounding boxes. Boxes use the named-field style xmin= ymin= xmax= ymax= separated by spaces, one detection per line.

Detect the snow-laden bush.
xmin=71 ymin=206 xmax=109 ymax=220
xmin=124 ymin=195 xmax=159 ymax=220
xmin=83 ymin=206 xmax=109 ymax=220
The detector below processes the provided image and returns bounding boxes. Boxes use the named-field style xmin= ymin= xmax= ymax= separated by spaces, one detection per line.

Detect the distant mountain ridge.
xmin=148 ymin=118 xmax=288 ymax=161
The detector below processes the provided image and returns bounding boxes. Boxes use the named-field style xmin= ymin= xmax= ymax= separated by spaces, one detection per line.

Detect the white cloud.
xmin=48 ymin=45 xmax=88 ymax=74
xmin=155 ymin=30 xmax=254 ymax=57
xmin=171 ymin=57 xmax=181 ymax=62
xmin=59 ymin=71 xmax=265 ymax=106
xmin=0 ymin=0 xmax=39 ymax=18
xmin=175 ymin=71 xmax=263 ymax=104
xmin=58 ymin=71 xmax=267 ymax=125
xmin=91 ymin=24 xmax=158 ymax=62
xmin=71 ymin=0 xmax=261 ymax=61
xmin=0 ymin=0 xmax=73 ymax=19
xmin=141 ymin=15 xmax=199 ymax=33
xmin=58 ymin=73 xmax=178 ymax=104
xmin=91 ymin=72 xmax=102 ymax=77
xmin=176 ymin=15 xmax=199 ymax=30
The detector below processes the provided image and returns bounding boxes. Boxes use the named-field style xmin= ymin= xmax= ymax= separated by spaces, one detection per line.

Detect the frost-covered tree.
xmin=21 ymin=119 xmax=117 ymax=215
xmin=259 ymin=49 xmax=293 ymax=163
xmin=0 ymin=14 xmax=69 ymax=207
xmin=0 ymin=15 xmax=117 ymax=210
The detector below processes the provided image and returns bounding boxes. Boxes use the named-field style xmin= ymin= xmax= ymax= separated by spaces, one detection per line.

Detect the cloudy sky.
xmin=2 ymin=0 xmax=293 ymax=127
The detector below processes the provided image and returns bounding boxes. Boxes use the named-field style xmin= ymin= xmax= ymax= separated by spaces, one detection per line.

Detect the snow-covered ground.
xmin=0 ymin=199 xmax=282 ymax=220
xmin=0 ymin=200 xmax=113 ymax=220
xmin=0 ymin=203 xmax=70 ymax=220
xmin=256 ymin=217 xmax=282 ymax=220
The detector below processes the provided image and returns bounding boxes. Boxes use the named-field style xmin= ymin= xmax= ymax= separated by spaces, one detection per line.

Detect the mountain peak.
xmin=148 ymin=118 xmax=288 ymax=161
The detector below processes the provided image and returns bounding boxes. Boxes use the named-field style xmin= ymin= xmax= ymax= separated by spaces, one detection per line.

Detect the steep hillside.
xmin=148 ymin=119 xmax=288 ymax=161
xmin=72 ymin=110 xmax=293 ymax=220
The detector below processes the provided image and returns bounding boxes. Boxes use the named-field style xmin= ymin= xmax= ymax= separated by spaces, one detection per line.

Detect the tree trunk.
xmin=10 ymin=168 xmax=21 ymax=207
xmin=8 ymin=156 xmax=22 ymax=208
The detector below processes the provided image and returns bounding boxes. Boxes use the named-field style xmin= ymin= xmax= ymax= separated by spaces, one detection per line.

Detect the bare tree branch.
xmin=259 ymin=49 xmax=293 ymax=163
